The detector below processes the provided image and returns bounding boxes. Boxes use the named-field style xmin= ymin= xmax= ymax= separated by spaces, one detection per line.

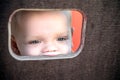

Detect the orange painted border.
xmin=71 ymin=10 xmax=83 ymax=52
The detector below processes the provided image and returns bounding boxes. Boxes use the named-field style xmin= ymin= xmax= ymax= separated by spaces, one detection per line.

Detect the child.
xmin=10 ymin=10 xmax=72 ymax=56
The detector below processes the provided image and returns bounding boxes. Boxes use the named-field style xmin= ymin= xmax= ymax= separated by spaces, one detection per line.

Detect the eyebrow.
xmin=55 ymin=31 xmax=68 ymax=36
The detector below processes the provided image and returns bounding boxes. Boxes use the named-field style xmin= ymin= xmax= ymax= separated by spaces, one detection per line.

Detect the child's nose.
xmin=42 ymin=42 xmax=58 ymax=53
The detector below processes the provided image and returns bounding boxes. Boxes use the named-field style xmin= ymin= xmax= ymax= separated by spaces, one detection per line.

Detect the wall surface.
xmin=0 ymin=0 xmax=120 ymax=80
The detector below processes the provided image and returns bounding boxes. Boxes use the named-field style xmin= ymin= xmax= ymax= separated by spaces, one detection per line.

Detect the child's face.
xmin=13 ymin=12 xmax=70 ymax=56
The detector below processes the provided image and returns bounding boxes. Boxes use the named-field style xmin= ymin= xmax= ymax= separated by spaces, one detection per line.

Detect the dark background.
xmin=0 ymin=0 xmax=120 ymax=80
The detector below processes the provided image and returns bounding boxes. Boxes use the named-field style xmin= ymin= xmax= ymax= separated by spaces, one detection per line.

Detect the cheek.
xmin=18 ymin=44 xmax=43 ymax=56
xmin=57 ymin=43 xmax=70 ymax=54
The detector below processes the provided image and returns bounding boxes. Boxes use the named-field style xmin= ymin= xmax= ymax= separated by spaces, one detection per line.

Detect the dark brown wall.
xmin=0 ymin=0 xmax=120 ymax=80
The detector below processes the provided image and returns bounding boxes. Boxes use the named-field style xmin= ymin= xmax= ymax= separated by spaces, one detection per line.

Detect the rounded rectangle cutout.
xmin=8 ymin=9 xmax=86 ymax=60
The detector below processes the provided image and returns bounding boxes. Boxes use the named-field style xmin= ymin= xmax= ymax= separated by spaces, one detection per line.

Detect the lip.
xmin=42 ymin=52 xmax=61 ymax=56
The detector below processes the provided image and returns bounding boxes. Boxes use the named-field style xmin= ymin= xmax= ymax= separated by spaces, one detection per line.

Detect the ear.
xmin=11 ymin=35 xmax=20 ymax=55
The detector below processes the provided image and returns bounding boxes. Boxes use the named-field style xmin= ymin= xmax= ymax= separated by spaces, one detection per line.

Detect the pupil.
xmin=58 ymin=38 xmax=64 ymax=41
xmin=58 ymin=37 xmax=68 ymax=41
xmin=29 ymin=40 xmax=40 ymax=44
xmin=33 ymin=40 xmax=38 ymax=43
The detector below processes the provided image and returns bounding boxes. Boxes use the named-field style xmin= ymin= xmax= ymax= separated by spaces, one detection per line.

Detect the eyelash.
xmin=28 ymin=36 xmax=68 ymax=44
xmin=28 ymin=40 xmax=41 ymax=44
xmin=57 ymin=36 xmax=68 ymax=41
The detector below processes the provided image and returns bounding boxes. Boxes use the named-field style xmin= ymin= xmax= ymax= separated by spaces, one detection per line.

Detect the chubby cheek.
xmin=19 ymin=44 xmax=69 ymax=56
xmin=57 ymin=43 xmax=70 ymax=54
xmin=17 ymin=41 xmax=70 ymax=56
xmin=18 ymin=45 xmax=42 ymax=56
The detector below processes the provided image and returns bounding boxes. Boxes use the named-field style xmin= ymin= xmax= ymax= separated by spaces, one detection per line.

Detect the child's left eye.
xmin=28 ymin=40 xmax=41 ymax=44
xmin=57 ymin=36 xmax=68 ymax=41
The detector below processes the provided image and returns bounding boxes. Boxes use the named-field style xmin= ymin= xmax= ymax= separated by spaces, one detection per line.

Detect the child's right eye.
xmin=28 ymin=40 xmax=41 ymax=44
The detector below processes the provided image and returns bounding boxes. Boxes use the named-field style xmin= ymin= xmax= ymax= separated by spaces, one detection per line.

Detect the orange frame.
xmin=71 ymin=10 xmax=83 ymax=52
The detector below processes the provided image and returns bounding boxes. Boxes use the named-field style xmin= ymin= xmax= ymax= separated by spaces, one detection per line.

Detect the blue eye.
xmin=28 ymin=40 xmax=40 ymax=44
xmin=57 ymin=36 xmax=68 ymax=41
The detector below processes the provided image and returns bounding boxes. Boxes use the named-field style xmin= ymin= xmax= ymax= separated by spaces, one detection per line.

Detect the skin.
xmin=12 ymin=11 xmax=71 ymax=56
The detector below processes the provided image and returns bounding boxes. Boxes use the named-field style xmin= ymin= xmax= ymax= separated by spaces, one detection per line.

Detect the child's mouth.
xmin=42 ymin=52 xmax=61 ymax=56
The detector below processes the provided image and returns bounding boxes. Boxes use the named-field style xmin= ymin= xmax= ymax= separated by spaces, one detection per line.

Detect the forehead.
xmin=27 ymin=12 xmax=66 ymax=23
xmin=18 ymin=11 xmax=68 ymax=37
xmin=21 ymin=11 xmax=67 ymax=21
xmin=19 ymin=11 xmax=67 ymax=27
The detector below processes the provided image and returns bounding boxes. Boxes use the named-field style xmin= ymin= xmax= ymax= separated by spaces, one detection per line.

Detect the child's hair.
xmin=11 ymin=10 xmax=72 ymax=37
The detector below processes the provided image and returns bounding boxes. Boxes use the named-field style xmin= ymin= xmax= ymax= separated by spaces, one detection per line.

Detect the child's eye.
xmin=57 ymin=36 xmax=68 ymax=41
xmin=28 ymin=40 xmax=41 ymax=44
